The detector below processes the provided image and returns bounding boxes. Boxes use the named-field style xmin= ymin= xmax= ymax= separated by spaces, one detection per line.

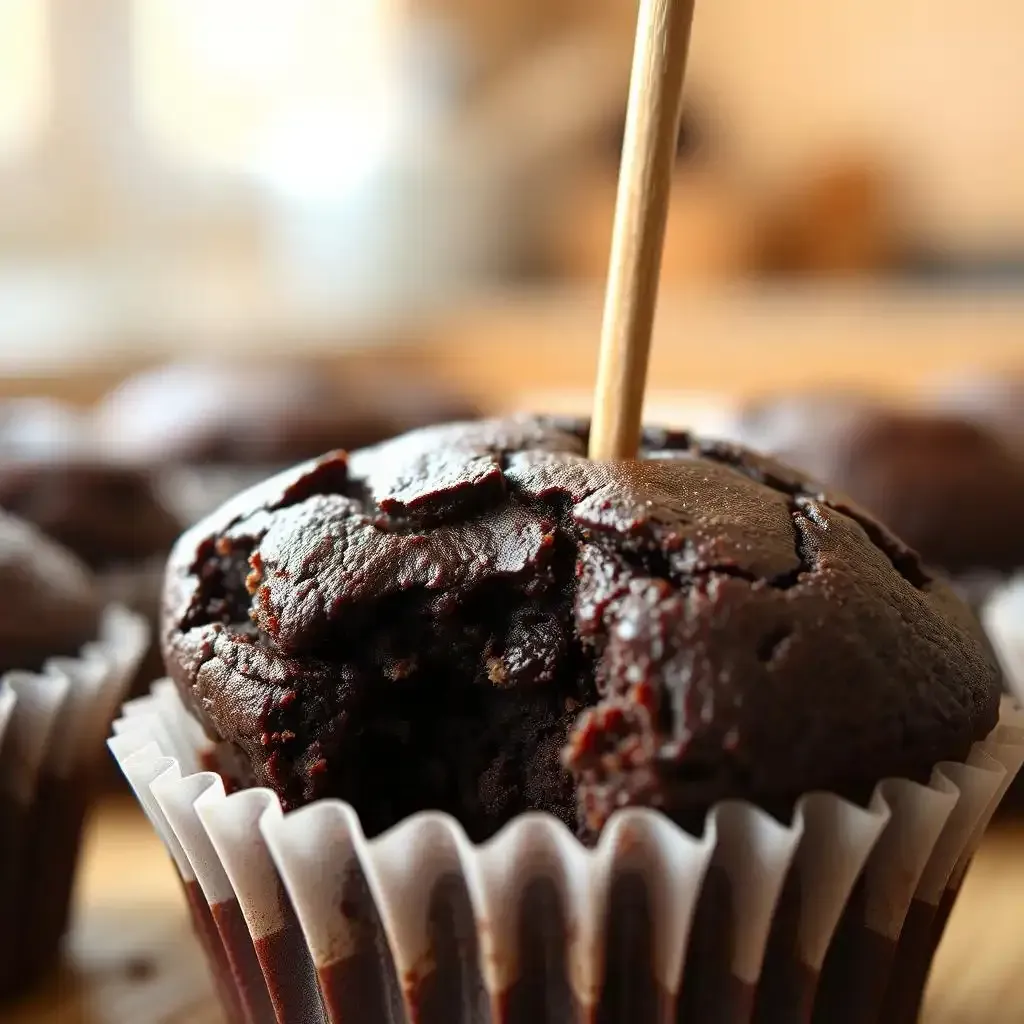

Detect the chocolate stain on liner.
xmin=878 ymin=886 xmax=964 ymax=1024
xmin=676 ymin=866 xmax=755 ymax=1023
xmin=209 ymin=895 xmax=278 ymax=1024
xmin=253 ymin=923 xmax=325 ymax=1024
xmin=318 ymin=860 xmax=404 ymax=1024
xmin=0 ymin=794 xmax=31 ymax=997
xmin=497 ymin=876 xmax=584 ymax=1024
xmin=180 ymin=881 xmax=250 ymax=1024
xmin=813 ymin=882 xmax=898 ymax=1024
xmin=753 ymin=872 xmax=818 ymax=1023
xmin=178 ymin=793 xmax=985 ymax=1023
xmin=0 ymin=778 xmax=93 ymax=997
xmin=596 ymin=871 xmax=672 ymax=1024
xmin=22 ymin=776 xmax=90 ymax=975
xmin=405 ymin=873 xmax=490 ymax=1023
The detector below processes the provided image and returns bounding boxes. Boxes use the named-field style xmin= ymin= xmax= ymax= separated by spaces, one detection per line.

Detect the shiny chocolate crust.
xmin=162 ymin=417 xmax=1001 ymax=841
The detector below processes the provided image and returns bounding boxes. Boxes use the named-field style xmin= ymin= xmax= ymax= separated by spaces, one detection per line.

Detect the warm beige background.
xmin=414 ymin=0 xmax=1024 ymax=255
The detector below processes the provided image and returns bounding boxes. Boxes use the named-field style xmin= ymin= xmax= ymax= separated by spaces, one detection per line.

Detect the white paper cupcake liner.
xmin=0 ymin=604 xmax=149 ymax=997
xmin=110 ymin=683 xmax=1024 ymax=1024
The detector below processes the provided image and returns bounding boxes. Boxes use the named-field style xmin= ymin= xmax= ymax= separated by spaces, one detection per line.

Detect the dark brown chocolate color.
xmin=0 ymin=460 xmax=181 ymax=570
xmin=737 ymin=395 xmax=1024 ymax=579
xmin=96 ymin=362 xmax=477 ymax=468
xmin=0 ymin=511 xmax=101 ymax=673
xmin=162 ymin=417 xmax=1001 ymax=841
xmin=180 ymin=883 xmax=250 ymax=1024
xmin=0 ymin=779 xmax=95 ymax=998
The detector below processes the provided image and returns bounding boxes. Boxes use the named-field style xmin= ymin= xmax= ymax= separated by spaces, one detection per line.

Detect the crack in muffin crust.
xmin=163 ymin=417 xmax=1001 ymax=841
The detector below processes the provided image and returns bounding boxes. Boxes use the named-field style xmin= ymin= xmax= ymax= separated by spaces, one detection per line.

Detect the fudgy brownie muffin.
xmin=95 ymin=362 xmax=478 ymax=469
xmin=736 ymin=397 xmax=1024 ymax=583
xmin=0 ymin=511 xmax=101 ymax=674
xmin=162 ymin=417 xmax=1001 ymax=841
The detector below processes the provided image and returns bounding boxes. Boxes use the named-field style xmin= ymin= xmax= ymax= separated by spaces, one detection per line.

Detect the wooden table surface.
xmin=5 ymin=796 xmax=1024 ymax=1023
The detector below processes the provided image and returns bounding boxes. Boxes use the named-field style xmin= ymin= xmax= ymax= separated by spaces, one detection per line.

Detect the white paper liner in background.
xmin=0 ymin=604 xmax=148 ymax=999
xmin=111 ymin=686 xmax=1024 ymax=1024
xmin=0 ymin=605 xmax=148 ymax=800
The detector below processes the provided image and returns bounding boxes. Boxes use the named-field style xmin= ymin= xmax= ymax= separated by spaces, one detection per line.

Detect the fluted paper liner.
xmin=111 ymin=685 xmax=1024 ymax=1024
xmin=0 ymin=605 xmax=147 ymax=794
xmin=0 ymin=605 xmax=148 ymax=998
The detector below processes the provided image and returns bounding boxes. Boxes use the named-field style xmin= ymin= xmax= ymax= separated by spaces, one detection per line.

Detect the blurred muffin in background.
xmin=735 ymin=392 xmax=1024 ymax=601
xmin=924 ymin=371 xmax=1024 ymax=451
xmin=758 ymin=158 xmax=900 ymax=277
xmin=0 ymin=398 xmax=183 ymax=701
xmin=93 ymin=361 xmax=479 ymax=523
xmin=0 ymin=396 xmax=181 ymax=582
xmin=0 ymin=512 xmax=146 ymax=999
xmin=0 ymin=461 xmax=180 ymax=575
xmin=730 ymin=388 xmax=884 ymax=480
xmin=93 ymin=361 xmax=475 ymax=468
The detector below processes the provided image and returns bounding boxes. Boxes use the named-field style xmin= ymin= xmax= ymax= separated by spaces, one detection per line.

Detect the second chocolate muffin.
xmin=0 ymin=460 xmax=181 ymax=572
xmin=736 ymin=396 xmax=1024 ymax=586
xmin=0 ymin=510 xmax=101 ymax=674
xmin=94 ymin=362 xmax=478 ymax=469
xmin=162 ymin=417 xmax=1001 ymax=842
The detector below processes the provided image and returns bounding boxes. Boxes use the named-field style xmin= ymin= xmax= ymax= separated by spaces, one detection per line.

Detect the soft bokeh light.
xmin=0 ymin=0 xmax=47 ymax=155
xmin=137 ymin=0 xmax=396 ymax=175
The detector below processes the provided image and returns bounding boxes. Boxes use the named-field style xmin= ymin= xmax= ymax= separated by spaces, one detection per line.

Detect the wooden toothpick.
xmin=589 ymin=0 xmax=697 ymax=460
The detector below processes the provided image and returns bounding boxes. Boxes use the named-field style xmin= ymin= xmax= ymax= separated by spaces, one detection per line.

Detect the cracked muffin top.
xmin=162 ymin=417 xmax=1002 ymax=841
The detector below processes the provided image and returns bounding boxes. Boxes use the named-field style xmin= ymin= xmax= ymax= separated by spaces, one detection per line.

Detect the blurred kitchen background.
xmin=0 ymin=0 xmax=1022 ymax=410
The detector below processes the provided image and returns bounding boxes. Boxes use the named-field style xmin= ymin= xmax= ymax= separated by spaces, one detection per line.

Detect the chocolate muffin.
xmin=162 ymin=417 xmax=1000 ymax=841
xmin=0 ymin=511 xmax=101 ymax=674
xmin=94 ymin=362 xmax=478 ymax=469
xmin=0 ymin=513 xmax=144 ymax=998
xmin=0 ymin=460 xmax=181 ymax=572
xmin=737 ymin=397 xmax=1024 ymax=585
xmin=0 ymin=459 xmax=182 ymax=705
xmin=728 ymin=388 xmax=882 ymax=481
